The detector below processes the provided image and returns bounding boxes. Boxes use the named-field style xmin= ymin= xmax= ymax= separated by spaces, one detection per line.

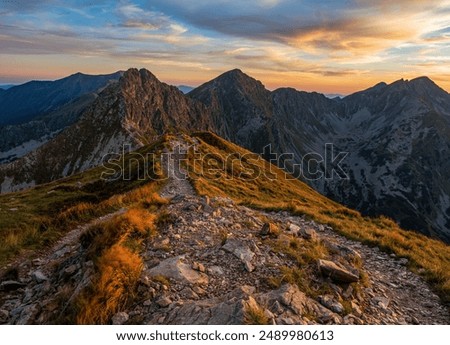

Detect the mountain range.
xmin=1 ymin=68 xmax=449 ymax=243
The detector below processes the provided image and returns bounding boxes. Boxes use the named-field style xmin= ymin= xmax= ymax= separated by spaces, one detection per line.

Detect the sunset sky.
xmin=1 ymin=0 xmax=449 ymax=94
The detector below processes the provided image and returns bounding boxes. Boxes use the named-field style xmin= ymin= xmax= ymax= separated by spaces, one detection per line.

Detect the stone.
xmin=0 ymin=280 xmax=25 ymax=292
xmin=112 ymin=312 xmax=129 ymax=325
xmin=64 ymin=265 xmax=78 ymax=276
xmin=148 ymin=256 xmax=208 ymax=285
xmin=318 ymin=295 xmax=344 ymax=314
xmin=208 ymin=266 xmax=224 ymax=276
xmin=156 ymin=297 xmax=173 ymax=308
xmin=192 ymin=262 xmax=206 ymax=273
xmin=244 ymin=261 xmax=255 ymax=273
xmin=351 ymin=301 xmax=363 ymax=316
xmin=31 ymin=270 xmax=48 ymax=283
xmin=0 ymin=309 xmax=9 ymax=323
xmin=318 ymin=259 xmax=359 ymax=283
xmin=192 ymin=286 xmax=206 ymax=295
xmin=259 ymin=223 xmax=279 ymax=238
xmin=288 ymin=223 xmax=301 ymax=235
xmin=299 ymin=228 xmax=318 ymax=241
xmin=181 ymin=287 xmax=199 ymax=300
xmin=373 ymin=296 xmax=390 ymax=309
xmin=398 ymin=258 xmax=409 ymax=266
xmin=222 ymin=239 xmax=255 ymax=268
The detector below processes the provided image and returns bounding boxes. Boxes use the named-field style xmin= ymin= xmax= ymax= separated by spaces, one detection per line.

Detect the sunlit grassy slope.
xmin=0 ymin=138 xmax=167 ymax=265
xmin=186 ymin=132 xmax=450 ymax=303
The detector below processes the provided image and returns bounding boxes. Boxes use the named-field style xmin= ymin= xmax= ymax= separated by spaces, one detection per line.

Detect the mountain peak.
xmin=409 ymin=76 xmax=440 ymax=89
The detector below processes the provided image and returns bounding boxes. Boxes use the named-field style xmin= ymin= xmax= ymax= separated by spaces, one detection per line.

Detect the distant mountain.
xmin=189 ymin=69 xmax=274 ymax=153
xmin=325 ymin=93 xmax=345 ymax=99
xmin=0 ymin=84 xmax=17 ymax=90
xmin=0 ymin=71 xmax=123 ymax=125
xmin=0 ymin=72 xmax=124 ymax=163
xmin=177 ymin=85 xmax=194 ymax=94
xmin=189 ymin=72 xmax=450 ymax=242
xmin=1 ymin=68 xmax=450 ymax=242
xmin=0 ymin=68 xmax=212 ymax=191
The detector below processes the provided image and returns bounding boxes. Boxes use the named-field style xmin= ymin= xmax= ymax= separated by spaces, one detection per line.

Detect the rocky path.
xmin=159 ymin=138 xmax=195 ymax=198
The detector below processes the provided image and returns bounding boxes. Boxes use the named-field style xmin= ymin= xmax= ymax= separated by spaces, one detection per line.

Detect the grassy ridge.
xmin=0 ymin=139 xmax=167 ymax=266
xmin=186 ymin=132 xmax=450 ymax=304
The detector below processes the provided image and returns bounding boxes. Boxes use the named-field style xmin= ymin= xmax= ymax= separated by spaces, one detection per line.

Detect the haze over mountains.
xmin=1 ymin=68 xmax=449 ymax=243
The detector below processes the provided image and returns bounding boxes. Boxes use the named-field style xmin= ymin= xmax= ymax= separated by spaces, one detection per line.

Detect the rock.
xmin=318 ymin=295 xmax=344 ymax=314
xmin=208 ymin=266 xmax=224 ymax=276
xmin=192 ymin=262 xmax=206 ymax=273
xmin=64 ymin=265 xmax=78 ymax=276
xmin=181 ymin=287 xmax=199 ymax=300
xmin=317 ymin=259 xmax=359 ymax=283
xmin=148 ymin=256 xmax=208 ymax=285
xmin=192 ymin=286 xmax=206 ymax=295
xmin=31 ymin=270 xmax=48 ymax=283
xmin=0 ymin=280 xmax=25 ymax=292
xmin=398 ymin=258 xmax=409 ymax=266
xmin=288 ymin=223 xmax=300 ymax=235
xmin=373 ymin=297 xmax=390 ymax=309
xmin=259 ymin=223 xmax=279 ymax=238
xmin=112 ymin=312 xmax=129 ymax=325
xmin=351 ymin=301 xmax=363 ymax=316
xmin=244 ymin=261 xmax=255 ymax=273
xmin=0 ymin=309 xmax=9 ymax=323
xmin=299 ymin=228 xmax=318 ymax=241
xmin=157 ymin=297 xmax=173 ymax=308
xmin=53 ymin=246 xmax=71 ymax=259
xmin=222 ymin=239 xmax=255 ymax=270
xmin=15 ymin=304 xmax=39 ymax=325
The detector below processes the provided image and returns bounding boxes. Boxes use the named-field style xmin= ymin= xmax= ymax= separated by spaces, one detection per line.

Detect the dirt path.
xmin=159 ymin=138 xmax=195 ymax=198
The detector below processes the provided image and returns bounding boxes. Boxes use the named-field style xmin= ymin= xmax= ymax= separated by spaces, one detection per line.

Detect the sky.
xmin=0 ymin=0 xmax=449 ymax=94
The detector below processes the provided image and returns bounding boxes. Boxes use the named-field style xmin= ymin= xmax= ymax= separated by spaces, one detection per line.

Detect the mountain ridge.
xmin=1 ymin=68 xmax=450 ymax=243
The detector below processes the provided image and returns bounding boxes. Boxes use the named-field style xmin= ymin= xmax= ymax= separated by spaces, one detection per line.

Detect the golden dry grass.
xmin=75 ymin=201 xmax=163 ymax=324
xmin=186 ymin=132 xmax=450 ymax=303
xmin=76 ymin=244 xmax=143 ymax=325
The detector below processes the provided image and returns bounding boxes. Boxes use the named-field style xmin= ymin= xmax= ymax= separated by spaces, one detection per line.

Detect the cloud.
xmin=146 ymin=0 xmax=448 ymax=57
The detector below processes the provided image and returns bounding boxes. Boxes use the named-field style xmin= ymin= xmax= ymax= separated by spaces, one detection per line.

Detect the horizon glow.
xmin=0 ymin=0 xmax=449 ymax=94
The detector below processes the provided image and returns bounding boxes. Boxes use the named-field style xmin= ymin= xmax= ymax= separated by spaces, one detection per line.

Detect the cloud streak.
xmin=0 ymin=0 xmax=449 ymax=93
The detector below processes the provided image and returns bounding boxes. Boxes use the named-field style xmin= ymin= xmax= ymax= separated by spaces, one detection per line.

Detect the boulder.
xmin=148 ymin=256 xmax=208 ymax=285
xmin=318 ymin=259 xmax=359 ymax=283
xmin=112 ymin=312 xmax=129 ymax=325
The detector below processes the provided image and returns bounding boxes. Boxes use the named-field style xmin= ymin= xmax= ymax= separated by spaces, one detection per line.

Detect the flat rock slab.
xmin=318 ymin=259 xmax=359 ymax=283
xmin=222 ymin=239 xmax=255 ymax=264
xmin=148 ymin=256 xmax=209 ymax=286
